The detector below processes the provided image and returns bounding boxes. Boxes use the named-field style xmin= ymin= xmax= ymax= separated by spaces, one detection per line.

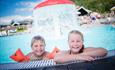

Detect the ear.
xmin=31 ymin=46 xmax=34 ymax=50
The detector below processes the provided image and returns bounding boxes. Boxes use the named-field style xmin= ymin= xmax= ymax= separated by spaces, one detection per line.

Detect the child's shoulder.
xmin=45 ymin=51 xmax=49 ymax=53
xmin=44 ymin=51 xmax=49 ymax=55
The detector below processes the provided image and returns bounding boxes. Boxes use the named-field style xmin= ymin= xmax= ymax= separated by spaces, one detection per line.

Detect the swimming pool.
xmin=0 ymin=25 xmax=115 ymax=63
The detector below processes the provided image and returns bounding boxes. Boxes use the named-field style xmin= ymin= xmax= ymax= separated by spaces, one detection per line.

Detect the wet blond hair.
xmin=68 ymin=30 xmax=84 ymax=41
xmin=31 ymin=35 xmax=46 ymax=47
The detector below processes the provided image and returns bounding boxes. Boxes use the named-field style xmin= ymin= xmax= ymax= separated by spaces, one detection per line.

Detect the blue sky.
xmin=0 ymin=0 xmax=42 ymax=17
xmin=0 ymin=0 xmax=44 ymax=24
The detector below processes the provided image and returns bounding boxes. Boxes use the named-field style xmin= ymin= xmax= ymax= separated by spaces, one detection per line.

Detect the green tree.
xmin=71 ymin=0 xmax=115 ymax=13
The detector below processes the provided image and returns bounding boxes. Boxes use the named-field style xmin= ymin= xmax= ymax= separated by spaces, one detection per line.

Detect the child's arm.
xmin=54 ymin=48 xmax=107 ymax=63
xmin=81 ymin=47 xmax=107 ymax=57
xmin=54 ymin=51 xmax=94 ymax=63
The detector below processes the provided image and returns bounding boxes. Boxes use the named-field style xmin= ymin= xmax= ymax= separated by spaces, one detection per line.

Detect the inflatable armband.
xmin=10 ymin=48 xmax=30 ymax=62
xmin=47 ymin=47 xmax=60 ymax=59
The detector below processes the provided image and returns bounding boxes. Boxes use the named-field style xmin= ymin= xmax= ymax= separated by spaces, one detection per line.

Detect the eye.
xmin=77 ymin=40 xmax=82 ymax=42
xmin=34 ymin=45 xmax=38 ymax=47
xmin=71 ymin=40 xmax=75 ymax=42
xmin=77 ymin=40 xmax=80 ymax=42
xmin=40 ymin=45 xmax=44 ymax=47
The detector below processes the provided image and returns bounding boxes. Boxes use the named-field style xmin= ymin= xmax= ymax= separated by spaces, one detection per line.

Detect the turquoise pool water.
xmin=0 ymin=25 xmax=115 ymax=63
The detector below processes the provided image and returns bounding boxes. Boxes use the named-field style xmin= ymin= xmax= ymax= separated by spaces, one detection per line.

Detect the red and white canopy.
xmin=34 ymin=0 xmax=74 ymax=9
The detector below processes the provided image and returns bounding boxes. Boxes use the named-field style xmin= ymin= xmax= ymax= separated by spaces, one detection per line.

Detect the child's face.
xmin=32 ymin=40 xmax=45 ymax=56
xmin=68 ymin=33 xmax=83 ymax=54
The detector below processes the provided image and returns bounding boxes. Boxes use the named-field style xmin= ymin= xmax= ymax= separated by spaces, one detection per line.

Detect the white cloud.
xmin=14 ymin=0 xmax=47 ymax=14
xmin=15 ymin=7 xmax=33 ymax=13
xmin=15 ymin=1 xmax=41 ymax=14
xmin=16 ymin=1 xmax=38 ymax=8
xmin=0 ymin=15 xmax=32 ymax=25
xmin=0 ymin=0 xmax=45 ymax=25
xmin=16 ymin=0 xmax=46 ymax=7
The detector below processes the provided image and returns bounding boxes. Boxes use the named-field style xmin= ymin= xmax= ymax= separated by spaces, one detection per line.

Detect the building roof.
xmin=77 ymin=6 xmax=91 ymax=16
xmin=34 ymin=0 xmax=74 ymax=9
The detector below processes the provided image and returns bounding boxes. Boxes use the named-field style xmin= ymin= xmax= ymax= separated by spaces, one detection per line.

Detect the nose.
xmin=73 ymin=42 xmax=78 ymax=46
xmin=36 ymin=46 xmax=41 ymax=50
xmin=73 ymin=41 xmax=78 ymax=46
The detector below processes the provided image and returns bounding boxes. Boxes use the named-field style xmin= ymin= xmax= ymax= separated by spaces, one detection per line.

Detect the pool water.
xmin=0 ymin=25 xmax=115 ymax=63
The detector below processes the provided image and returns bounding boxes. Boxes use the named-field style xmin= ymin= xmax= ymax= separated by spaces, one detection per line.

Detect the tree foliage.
xmin=71 ymin=0 xmax=115 ymax=13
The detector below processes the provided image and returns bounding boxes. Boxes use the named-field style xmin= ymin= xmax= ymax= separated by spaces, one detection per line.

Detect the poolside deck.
xmin=0 ymin=50 xmax=115 ymax=70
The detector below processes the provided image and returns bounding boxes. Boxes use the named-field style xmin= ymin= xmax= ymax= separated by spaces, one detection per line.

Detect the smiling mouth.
xmin=35 ymin=50 xmax=43 ymax=53
xmin=72 ymin=47 xmax=80 ymax=49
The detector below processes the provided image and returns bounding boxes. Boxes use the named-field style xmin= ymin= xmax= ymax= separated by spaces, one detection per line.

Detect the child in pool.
xmin=27 ymin=35 xmax=49 ymax=61
xmin=54 ymin=30 xmax=107 ymax=63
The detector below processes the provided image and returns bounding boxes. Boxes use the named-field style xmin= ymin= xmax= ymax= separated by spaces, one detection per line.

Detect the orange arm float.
xmin=10 ymin=48 xmax=30 ymax=62
xmin=47 ymin=47 xmax=60 ymax=59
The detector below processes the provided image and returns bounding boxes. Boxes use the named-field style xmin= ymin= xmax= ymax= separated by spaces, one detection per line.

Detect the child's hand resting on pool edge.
xmin=75 ymin=54 xmax=95 ymax=61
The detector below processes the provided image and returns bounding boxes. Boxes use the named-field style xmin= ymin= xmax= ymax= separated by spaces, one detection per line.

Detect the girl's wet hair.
xmin=31 ymin=35 xmax=46 ymax=47
xmin=68 ymin=30 xmax=84 ymax=53
xmin=68 ymin=30 xmax=84 ymax=41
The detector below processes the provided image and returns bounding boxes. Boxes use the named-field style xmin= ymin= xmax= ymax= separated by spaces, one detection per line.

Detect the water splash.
xmin=33 ymin=4 xmax=81 ymax=39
